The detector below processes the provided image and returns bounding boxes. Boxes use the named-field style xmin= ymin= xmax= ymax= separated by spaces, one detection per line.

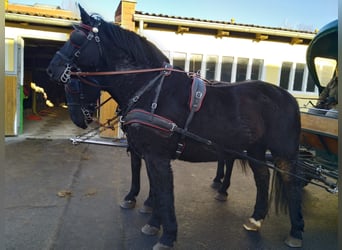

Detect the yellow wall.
xmin=5 ymin=38 xmax=15 ymax=72
xmin=99 ymin=92 xmax=119 ymax=138
xmin=5 ymin=75 xmax=17 ymax=135
xmin=264 ymin=64 xmax=279 ymax=85
xmin=5 ymin=39 xmax=17 ymax=135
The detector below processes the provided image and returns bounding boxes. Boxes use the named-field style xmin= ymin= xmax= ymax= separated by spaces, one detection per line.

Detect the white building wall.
xmin=142 ymin=29 xmax=313 ymax=94
xmin=143 ymin=29 xmax=308 ymax=65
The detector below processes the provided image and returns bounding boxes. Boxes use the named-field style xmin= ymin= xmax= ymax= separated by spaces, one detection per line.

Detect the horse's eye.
xmin=70 ymin=29 xmax=87 ymax=47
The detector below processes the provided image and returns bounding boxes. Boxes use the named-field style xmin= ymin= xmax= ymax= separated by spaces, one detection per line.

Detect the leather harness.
xmin=123 ymin=75 xmax=210 ymax=157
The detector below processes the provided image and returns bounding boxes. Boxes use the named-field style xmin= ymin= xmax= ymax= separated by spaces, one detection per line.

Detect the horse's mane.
xmin=102 ymin=20 xmax=169 ymax=67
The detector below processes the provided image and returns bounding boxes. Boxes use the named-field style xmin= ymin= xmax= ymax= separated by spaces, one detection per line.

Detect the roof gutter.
xmin=134 ymin=13 xmax=315 ymax=40
xmin=5 ymin=13 xmax=79 ymax=27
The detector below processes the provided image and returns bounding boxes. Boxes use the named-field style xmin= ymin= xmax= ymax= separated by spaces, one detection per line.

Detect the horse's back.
xmin=207 ymin=80 xmax=299 ymax=121
xmin=194 ymin=80 xmax=301 ymax=156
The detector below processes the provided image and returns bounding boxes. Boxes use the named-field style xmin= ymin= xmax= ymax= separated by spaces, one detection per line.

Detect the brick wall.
xmin=115 ymin=0 xmax=136 ymax=31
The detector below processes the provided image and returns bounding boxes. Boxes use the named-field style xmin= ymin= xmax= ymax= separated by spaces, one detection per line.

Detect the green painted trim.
xmin=19 ymin=85 xmax=24 ymax=134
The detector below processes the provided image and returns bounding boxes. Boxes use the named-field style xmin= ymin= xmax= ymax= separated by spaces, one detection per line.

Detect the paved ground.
xmin=5 ymin=136 xmax=338 ymax=250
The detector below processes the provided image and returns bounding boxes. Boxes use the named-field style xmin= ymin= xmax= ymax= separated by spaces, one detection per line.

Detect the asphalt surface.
xmin=5 ymin=137 xmax=338 ymax=250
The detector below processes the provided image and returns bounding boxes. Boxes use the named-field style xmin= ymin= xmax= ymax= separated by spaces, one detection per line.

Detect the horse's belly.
xmin=178 ymin=149 xmax=218 ymax=162
xmin=126 ymin=124 xmax=221 ymax=162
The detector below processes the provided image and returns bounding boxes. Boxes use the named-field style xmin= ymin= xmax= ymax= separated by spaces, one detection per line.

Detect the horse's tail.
xmin=270 ymin=169 xmax=288 ymax=214
xmin=269 ymin=158 xmax=302 ymax=214
xmin=234 ymin=159 xmax=249 ymax=174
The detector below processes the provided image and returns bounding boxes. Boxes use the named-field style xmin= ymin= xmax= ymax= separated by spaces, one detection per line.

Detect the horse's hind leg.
xmin=215 ymin=159 xmax=234 ymax=201
xmin=243 ymin=148 xmax=269 ymax=231
xmin=274 ymin=158 xmax=304 ymax=248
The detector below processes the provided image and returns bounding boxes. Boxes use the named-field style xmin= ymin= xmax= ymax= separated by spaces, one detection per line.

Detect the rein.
xmin=70 ymin=67 xmax=187 ymax=77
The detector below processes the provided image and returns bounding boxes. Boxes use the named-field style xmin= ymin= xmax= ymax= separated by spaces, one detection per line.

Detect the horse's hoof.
xmin=139 ymin=205 xmax=153 ymax=214
xmin=119 ymin=200 xmax=136 ymax=209
xmin=211 ymin=182 xmax=222 ymax=190
xmin=215 ymin=193 xmax=228 ymax=201
xmin=284 ymin=235 xmax=303 ymax=248
xmin=153 ymin=242 xmax=173 ymax=250
xmin=141 ymin=224 xmax=159 ymax=235
xmin=243 ymin=217 xmax=263 ymax=231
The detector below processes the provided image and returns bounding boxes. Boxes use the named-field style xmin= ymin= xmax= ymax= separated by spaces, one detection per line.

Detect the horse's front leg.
xmin=120 ymin=149 xmax=142 ymax=209
xmin=140 ymin=162 xmax=153 ymax=213
xmin=141 ymin=155 xmax=177 ymax=249
xmin=211 ymin=159 xmax=225 ymax=189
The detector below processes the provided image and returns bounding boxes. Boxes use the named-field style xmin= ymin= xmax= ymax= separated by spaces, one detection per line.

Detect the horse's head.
xmin=47 ymin=4 xmax=169 ymax=84
xmin=47 ymin=5 xmax=104 ymax=83
xmin=65 ymin=78 xmax=101 ymax=129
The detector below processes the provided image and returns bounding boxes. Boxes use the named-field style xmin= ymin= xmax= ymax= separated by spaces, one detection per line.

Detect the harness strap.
xmin=150 ymin=74 xmax=166 ymax=114
xmin=122 ymin=63 xmax=173 ymax=117
xmin=183 ymin=77 xmax=206 ymax=130
xmin=75 ymin=22 xmax=102 ymax=58
xmin=123 ymin=72 xmax=165 ymax=116
xmin=123 ymin=109 xmax=212 ymax=146
xmin=189 ymin=77 xmax=207 ymax=112
xmin=121 ymin=67 xmax=206 ymax=158
xmin=176 ymin=77 xmax=206 ymax=157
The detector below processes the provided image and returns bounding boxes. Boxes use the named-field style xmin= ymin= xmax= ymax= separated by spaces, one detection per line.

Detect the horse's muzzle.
xmin=46 ymin=64 xmax=71 ymax=84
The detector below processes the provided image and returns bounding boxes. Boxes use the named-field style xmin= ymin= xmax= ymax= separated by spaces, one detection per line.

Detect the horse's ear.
xmin=78 ymin=4 xmax=91 ymax=25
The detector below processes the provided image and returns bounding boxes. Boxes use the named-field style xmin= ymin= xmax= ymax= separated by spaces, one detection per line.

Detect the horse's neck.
xmin=104 ymin=72 xmax=159 ymax=111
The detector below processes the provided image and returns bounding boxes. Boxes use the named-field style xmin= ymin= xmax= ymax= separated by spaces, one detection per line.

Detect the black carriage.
xmin=299 ymin=19 xmax=338 ymax=193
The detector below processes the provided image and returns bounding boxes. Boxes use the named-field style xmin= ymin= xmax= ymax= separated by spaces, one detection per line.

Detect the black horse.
xmin=64 ymin=78 xmax=235 ymax=208
xmin=47 ymin=5 xmax=304 ymax=249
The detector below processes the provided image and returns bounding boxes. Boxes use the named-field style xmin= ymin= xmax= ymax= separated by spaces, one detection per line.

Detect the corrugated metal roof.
xmin=135 ymin=11 xmax=316 ymax=35
xmin=5 ymin=3 xmax=315 ymax=36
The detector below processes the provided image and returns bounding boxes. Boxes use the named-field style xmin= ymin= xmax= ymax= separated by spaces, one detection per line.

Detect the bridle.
xmin=65 ymin=78 xmax=100 ymax=125
xmin=58 ymin=21 xmax=103 ymax=84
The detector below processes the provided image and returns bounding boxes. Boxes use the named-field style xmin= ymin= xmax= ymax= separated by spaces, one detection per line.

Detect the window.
xmin=189 ymin=54 xmax=203 ymax=73
xmin=206 ymin=55 xmax=218 ymax=80
xmin=251 ymin=59 xmax=263 ymax=80
xmin=236 ymin=57 xmax=248 ymax=81
xmin=279 ymin=62 xmax=292 ymax=90
xmin=172 ymin=52 xmax=186 ymax=70
xmin=306 ymin=73 xmax=316 ymax=92
xmin=293 ymin=63 xmax=305 ymax=91
xmin=221 ymin=56 xmax=233 ymax=82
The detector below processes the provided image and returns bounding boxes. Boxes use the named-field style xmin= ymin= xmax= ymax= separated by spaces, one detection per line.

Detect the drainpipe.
xmin=138 ymin=19 xmax=144 ymax=36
